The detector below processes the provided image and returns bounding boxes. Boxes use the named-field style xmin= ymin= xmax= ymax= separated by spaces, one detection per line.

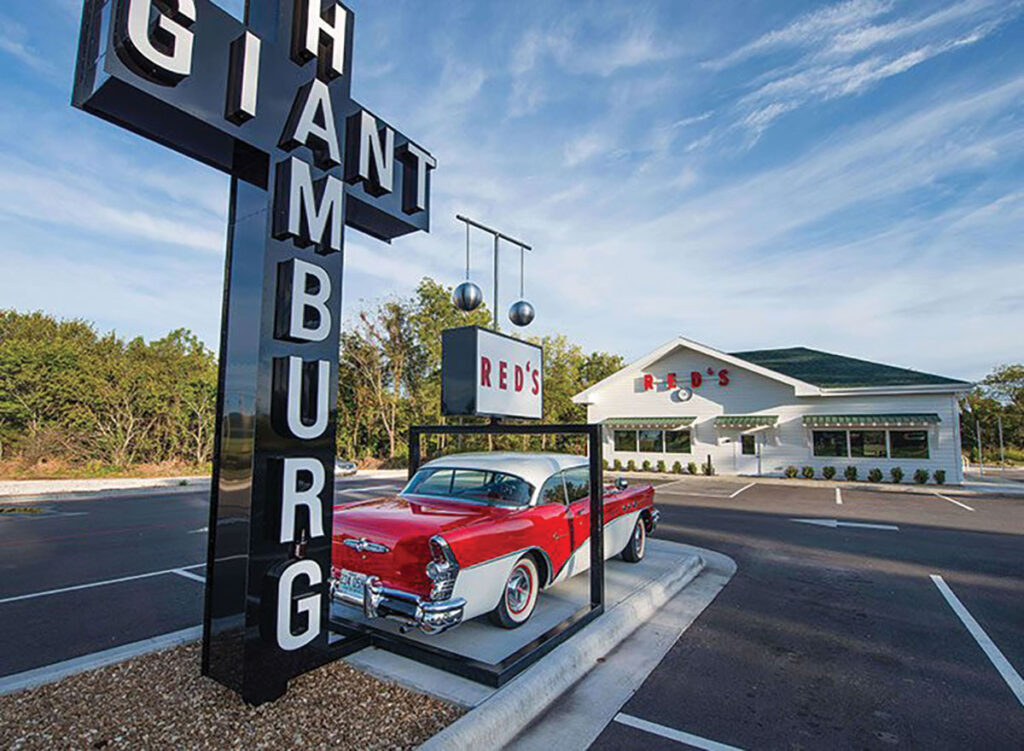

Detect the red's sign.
xmin=643 ymin=369 xmax=729 ymax=391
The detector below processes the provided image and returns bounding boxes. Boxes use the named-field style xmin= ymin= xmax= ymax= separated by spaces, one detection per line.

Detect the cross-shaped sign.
xmin=73 ymin=0 xmax=435 ymax=704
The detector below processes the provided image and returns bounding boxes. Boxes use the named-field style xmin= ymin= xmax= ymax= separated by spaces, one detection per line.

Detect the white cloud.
xmin=562 ymin=132 xmax=612 ymax=167
xmin=705 ymin=0 xmax=895 ymax=70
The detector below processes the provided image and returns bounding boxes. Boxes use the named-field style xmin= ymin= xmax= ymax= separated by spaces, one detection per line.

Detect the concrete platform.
xmin=343 ymin=539 xmax=704 ymax=708
xmin=336 ymin=540 xmax=694 ymax=667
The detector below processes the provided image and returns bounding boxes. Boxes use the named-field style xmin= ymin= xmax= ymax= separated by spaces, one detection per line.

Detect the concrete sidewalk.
xmin=615 ymin=470 xmax=1024 ymax=497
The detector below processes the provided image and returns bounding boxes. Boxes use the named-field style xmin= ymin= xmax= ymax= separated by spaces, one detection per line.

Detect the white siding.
xmin=585 ymin=346 xmax=962 ymax=481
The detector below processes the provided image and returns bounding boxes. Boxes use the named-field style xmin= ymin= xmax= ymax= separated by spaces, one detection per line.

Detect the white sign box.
xmin=441 ymin=327 xmax=544 ymax=420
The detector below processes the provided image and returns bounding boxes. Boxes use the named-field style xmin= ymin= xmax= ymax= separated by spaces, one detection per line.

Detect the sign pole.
xmin=72 ymin=0 xmax=435 ymax=704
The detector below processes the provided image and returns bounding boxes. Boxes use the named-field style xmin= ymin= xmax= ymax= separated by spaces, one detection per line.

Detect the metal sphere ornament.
xmin=508 ymin=299 xmax=536 ymax=327
xmin=453 ymin=281 xmax=484 ymax=312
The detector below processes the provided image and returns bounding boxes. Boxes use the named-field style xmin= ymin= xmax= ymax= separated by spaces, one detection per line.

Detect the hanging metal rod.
xmin=455 ymin=214 xmax=532 ymax=251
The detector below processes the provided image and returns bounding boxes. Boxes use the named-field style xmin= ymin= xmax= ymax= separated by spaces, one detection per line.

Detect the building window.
xmin=890 ymin=430 xmax=929 ymax=459
xmin=638 ymin=430 xmax=664 ymax=452
xmin=741 ymin=434 xmax=756 ymax=455
xmin=813 ymin=430 xmax=848 ymax=457
xmin=613 ymin=430 xmax=638 ymax=452
xmin=665 ymin=430 xmax=691 ymax=454
xmin=850 ymin=430 xmax=887 ymax=458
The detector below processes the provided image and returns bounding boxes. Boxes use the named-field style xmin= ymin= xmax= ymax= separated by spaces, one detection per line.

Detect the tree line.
xmin=1 ymin=286 xmax=1021 ymax=472
xmin=0 ymin=278 xmax=626 ymax=471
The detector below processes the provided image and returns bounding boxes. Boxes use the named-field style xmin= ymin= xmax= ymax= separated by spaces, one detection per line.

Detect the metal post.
xmin=493 ymin=234 xmax=500 ymax=332
xmin=588 ymin=425 xmax=604 ymax=610
xmin=998 ymin=415 xmax=1005 ymax=470
xmin=976 ymin=418 xmax=984 ymax=477
xmin=408 ymin=427 xmax=421 ymax=481
xmin=757 ymin=434 xmax=763 ymax=477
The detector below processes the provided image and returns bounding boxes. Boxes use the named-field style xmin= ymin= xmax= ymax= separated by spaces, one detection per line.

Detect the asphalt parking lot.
xmin=0 ymin=477 xmax=406 ymax=678
xmin=594 ymin=477 xmax=1024 ymax=750
xmin=2 ymin=476 xmax=1022 ymax=750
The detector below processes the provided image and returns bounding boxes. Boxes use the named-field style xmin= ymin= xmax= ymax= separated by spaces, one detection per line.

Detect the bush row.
xmin=606 ymin=458 xmax=711 ymax=475
xmin=783 ymin=465 xmax=946 ymax=484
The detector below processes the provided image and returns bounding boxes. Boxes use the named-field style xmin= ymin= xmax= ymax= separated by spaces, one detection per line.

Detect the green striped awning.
xmin=802 ymin=413 xmax=941 ymax=428
xmin=603 ymin=417 xmax=696 ymax=430
xmin=714 ymin=415 xmax=779 ymax=429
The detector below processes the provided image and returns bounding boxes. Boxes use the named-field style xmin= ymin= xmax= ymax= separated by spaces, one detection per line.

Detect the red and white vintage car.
xmin=329 ymin=452 xmax=658 ymax=634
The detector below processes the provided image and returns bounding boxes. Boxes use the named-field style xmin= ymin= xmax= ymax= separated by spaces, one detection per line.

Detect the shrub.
xmin=933 ymin=469 xmax=946 ymax=485
xmin=868 ymin=468 xmax=883 ymax=483
xmin=687 ymin=461 xmax=698 ymax=475
xmin=890 ymin=466 xmax=904 ymax=483
xmin=603 ymin=459 xmax=609 ymax=470
xmin=822 ymin=466 xmax=836 ymax=480
xmin=784 ymin=465 xmax=798 ymax=479
xmin=914 ymin=468 xmax=929 ymax=484
xmin=656 ymin=460 xmax=666 ymax=473
xmin=844 ymin=465 xmax=858 ymax=481
xmin=702 ymin=458 xmax=715 ymax=476
xmin=626 ymin=459 xmax=636 ymax=472
xmin=613 ymin=458 xmax=622 ymax=471
xmin=641 ymin=459 xmax=652 ymax=472
xmin=801 ymin=466 xmax=814 ymax=479
xmin=672 ymin=461 xmax=683 ymax=474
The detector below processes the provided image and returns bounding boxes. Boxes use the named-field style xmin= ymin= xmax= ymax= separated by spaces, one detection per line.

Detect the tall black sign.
xmin=73 ymin=0 xmax=435 ymax=703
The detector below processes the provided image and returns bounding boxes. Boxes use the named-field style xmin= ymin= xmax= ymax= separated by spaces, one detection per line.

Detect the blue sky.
xmin=0 ymin=0 xmax=1021 ymax=380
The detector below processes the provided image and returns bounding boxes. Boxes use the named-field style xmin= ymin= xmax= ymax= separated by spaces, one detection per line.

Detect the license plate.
xmin=338 ymin=569 xmax=368 ymax=600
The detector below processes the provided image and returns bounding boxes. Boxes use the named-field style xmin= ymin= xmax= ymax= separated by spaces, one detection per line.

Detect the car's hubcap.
xmin=506 ymin=566 xmax=533 ymax=614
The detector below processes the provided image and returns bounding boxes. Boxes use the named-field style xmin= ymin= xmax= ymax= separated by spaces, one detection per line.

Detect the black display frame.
xmin=328 ymin=422 xmax=604 ymax=687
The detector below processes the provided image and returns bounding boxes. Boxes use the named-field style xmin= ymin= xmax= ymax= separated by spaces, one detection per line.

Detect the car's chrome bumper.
xmin=650 ymin=508 xmax=661 ymax=531
xmin=330 ymin=576 xmax=466 ymax=634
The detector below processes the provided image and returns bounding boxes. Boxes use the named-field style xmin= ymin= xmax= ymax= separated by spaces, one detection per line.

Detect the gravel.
xmin=0 ymin=642 xmax=462 ymax=749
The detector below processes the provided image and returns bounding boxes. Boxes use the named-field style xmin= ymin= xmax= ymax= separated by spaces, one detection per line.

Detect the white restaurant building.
xmin=573 ymin=337 xmax=972 ymax=483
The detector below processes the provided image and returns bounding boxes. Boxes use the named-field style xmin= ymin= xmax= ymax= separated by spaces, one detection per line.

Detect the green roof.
xmin=604 ymin=417 xmax=696 ymax=430
xmin=714 ymin=415 xmax=779 ymax=429
xmin=802 ymin=414 xmax=941 ymax=428
xmin=730 ymin=347 xmax=970 ymax=389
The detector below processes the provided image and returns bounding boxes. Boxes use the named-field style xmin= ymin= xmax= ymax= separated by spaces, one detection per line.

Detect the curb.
xmin=0 ymin=626 xmax=202 ymax=696
xmin=0 ymin=480 xmax=211 ymax=504
xmin=419 ymin=553 xmax=706 ymax=751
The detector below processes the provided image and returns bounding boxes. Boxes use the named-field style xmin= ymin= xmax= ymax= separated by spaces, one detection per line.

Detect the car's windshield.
xmin=404 ymin=467 xmax=534 ymax=506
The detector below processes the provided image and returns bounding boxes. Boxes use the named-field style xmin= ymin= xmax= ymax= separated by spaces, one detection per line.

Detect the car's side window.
xmin=562 ymin=467 xmax=590 ymax=503
xmin=539 ymin=474 xmax=567 ymax=505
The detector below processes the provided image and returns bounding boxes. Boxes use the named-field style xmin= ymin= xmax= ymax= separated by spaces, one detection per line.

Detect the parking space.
xmin=0 ymin=476 xmax=406 ymax=681
xmin=591 ymin=476 xmax=1024 ymax=748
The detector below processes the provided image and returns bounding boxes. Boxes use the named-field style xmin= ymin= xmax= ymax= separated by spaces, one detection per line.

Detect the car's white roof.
xmin=420 ymin=452 xmax=589 ymax=489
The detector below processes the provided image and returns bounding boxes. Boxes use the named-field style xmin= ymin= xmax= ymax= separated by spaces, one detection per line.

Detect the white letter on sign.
xmin=280 ymin=457 xmax=325 ymax=543
xmin=280 ymin=79 xmax=341 ymax=168
xmin=276 ymin=559 xmax=321 ymax=651
xmin=118 ymin=0 xmax=196 ymax=85
xmin=277 ymin=258 xmax=332 ymax=342
xmin=292 ymin=0 xmax=349 ymax=79
xmin=345 ymin=110 xmax=394 ymax=197
xmin=273 ymin=157 xmax=344 ymax=253
xmin=285 ymin=356 xmax=330 ymax=439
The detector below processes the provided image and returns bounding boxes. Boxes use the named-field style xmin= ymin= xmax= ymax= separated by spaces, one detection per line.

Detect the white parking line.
xmin=729 ymin=483 xmax=755 ymax=498
xmin=0 ymin=563 xmax=205 ymax=605
xmin=614 ymin=713 xmax=745 ymax=750
xmin=835 ymin=488 xmax=842 ymax=505
xmin=933 ymin=492 xmax=975 ymax=512
xmin=931 ymin=574 xmax=1024 ymax=707
xmin=172 ymin=568 xmax=206 ymax=584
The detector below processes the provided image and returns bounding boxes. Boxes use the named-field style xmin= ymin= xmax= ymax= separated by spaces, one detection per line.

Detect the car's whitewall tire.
xmin=490 ymin=556 xmax=540 ymax=628
xmin=621 ymin=518 xmax=646 ymax=563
